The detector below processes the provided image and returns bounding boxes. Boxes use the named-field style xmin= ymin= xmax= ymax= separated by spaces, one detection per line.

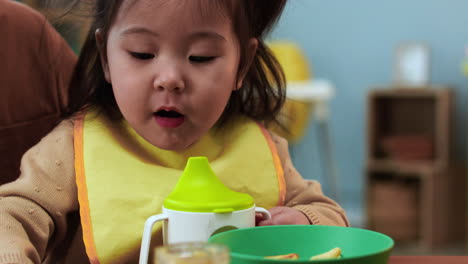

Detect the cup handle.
xmin=139 ymin=214 xmax=169 ymax=264
xmin=255 ymin=207 xmax=271 ymax=220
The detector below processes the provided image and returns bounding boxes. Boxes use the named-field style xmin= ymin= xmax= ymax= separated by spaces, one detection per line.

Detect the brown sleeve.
xmin=0 ymin=1 xmax=77 ymax=185
xmin=271 ymin=133 xmax=350 ymax=227
xmin=0 ymin=120 xmax=78 ymax=264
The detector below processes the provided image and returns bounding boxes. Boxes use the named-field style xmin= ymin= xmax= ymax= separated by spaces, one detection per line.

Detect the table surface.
xmin=389 ymin=256 xmax=468 ymax=264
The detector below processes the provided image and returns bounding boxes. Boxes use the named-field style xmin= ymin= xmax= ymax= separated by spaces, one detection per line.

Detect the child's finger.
xmin=255 ymin=212 xmax=266 ymax=225
xmin=257 ymin=218 xmax=274 ymax=226
xmin=267 ymin=206 xmax=289 ymax=217
xmin=255 ymin=212 xmax=265 ymax=219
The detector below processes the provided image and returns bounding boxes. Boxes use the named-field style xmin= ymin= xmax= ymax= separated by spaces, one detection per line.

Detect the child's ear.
xmin=236 ymin=38 xmax=258 ymax=90
xmin=95 ymin=29 xmax=111 ymax=83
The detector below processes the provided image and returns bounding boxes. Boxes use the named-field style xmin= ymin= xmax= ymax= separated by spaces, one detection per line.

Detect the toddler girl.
xmin=0 ymin=0 xmax=349 ymax=263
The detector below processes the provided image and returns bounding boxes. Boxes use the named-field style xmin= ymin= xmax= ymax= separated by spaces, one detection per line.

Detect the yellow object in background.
xmin=462 ymin=60 xmax=468 ymax=77
xmin=269 ymin=41 xmax=312 ymax=81
xmin=461 ymin=46 xmax=468 ymax=77
xmin=268 ymin=41 xmax=314 ymax=143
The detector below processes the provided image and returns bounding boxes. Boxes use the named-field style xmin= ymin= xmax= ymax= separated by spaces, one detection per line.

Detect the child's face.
xmin=99 ymin=0 xmax=254 ymax=150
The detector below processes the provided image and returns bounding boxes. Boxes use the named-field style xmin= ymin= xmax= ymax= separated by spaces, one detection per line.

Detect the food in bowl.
xmin=265 ymin=247 xmax=341 ymax=261
xmin=265 ymin=253 xmax=299 ymax=260
xmin=309 ymin=247 xmax=342 ymax=260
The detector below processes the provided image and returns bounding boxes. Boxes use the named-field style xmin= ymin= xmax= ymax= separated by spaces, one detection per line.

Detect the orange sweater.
xmin=0 ymin=120 xmax=349 ymax=264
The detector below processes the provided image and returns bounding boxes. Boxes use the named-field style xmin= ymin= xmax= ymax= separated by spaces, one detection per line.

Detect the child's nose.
xmin=153 ymin=66 xmax=185 ymax=92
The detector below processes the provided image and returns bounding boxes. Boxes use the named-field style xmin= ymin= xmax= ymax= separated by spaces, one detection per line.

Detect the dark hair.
xmin=63 ymin=0 xmax=287 ymax=128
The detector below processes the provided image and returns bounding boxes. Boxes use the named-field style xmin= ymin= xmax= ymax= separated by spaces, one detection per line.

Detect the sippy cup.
xmin=139 ymin=156 xmax=271 ymax=264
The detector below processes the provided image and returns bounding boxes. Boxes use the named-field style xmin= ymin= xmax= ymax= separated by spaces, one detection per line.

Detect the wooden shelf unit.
xmin=365 ymin=86 xmax=465 ymax=249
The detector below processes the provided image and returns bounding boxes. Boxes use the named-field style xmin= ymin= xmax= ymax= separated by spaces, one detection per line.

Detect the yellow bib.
xmin=74 ymin=111 xmax=285 ymax=264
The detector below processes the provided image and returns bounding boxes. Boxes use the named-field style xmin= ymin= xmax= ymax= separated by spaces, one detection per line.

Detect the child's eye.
xmin=129 ymin=52 xmax=155 ymax=60
xmin=189 ymin=56 xmax=216 ymax=63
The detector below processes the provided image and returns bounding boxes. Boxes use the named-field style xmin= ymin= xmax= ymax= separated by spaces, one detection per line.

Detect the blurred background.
xmin=21 ymin=0 xmax=468 ymax=256
xmin=268 ymin=0 xmax=468 ymax=256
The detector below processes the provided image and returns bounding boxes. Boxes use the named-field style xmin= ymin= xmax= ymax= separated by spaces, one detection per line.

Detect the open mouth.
xmin=153 ymin=110 xmax=185 ymax=128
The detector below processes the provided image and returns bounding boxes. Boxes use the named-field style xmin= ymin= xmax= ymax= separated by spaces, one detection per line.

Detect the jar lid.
xmin=164 ymin=157 xmax=254 ymax=213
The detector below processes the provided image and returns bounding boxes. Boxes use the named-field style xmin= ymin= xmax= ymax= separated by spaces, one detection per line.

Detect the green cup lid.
xmin=164 ymin=157 xmax=254 ymax=213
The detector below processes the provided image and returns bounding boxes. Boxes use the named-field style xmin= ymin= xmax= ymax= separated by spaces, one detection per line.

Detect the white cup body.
xmin=163 ymin=206 xmax=250 ymax=243
xmin=139 ymin=205 xmax=270 ymax=264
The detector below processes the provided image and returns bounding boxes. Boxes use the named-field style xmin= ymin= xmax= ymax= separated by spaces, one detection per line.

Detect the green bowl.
xmin=208 ymin=225 xmax=394 ymax=264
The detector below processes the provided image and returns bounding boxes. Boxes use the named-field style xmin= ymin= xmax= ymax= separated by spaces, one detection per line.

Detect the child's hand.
xmin=256 ymin=206 xmax=310 ymax=226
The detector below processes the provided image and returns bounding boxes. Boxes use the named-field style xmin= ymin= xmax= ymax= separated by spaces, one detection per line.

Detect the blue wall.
xmin=271 ymin=0 xmax=468 ymax=225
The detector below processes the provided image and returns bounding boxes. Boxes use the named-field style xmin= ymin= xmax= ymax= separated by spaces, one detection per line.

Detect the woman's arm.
xmin=0 ymin=120 xmax=79 ymax=263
